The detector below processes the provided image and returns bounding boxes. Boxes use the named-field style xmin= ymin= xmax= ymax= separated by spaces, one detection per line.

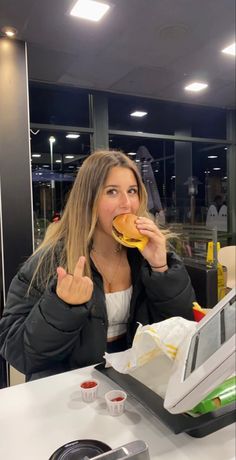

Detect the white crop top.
xmin=105 ymin=286 xmax=133 ymax=339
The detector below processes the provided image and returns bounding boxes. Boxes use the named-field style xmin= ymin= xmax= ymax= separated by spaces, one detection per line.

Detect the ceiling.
xmin=0 ymin=0 xmax=235 ymax=108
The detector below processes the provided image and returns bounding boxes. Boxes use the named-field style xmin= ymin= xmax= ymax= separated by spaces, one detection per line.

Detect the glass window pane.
xmin=31 ymin=129 xmax=91 ymax=247
xmin=108 ymin=134 xmax=229 ymax=264
xmin=29 ymin=83 xmax=90 ymax=127
xmin=108 ymin=93 xmax=227 ymax=139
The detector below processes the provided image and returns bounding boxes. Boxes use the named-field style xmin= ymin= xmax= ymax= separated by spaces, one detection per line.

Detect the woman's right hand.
xmin=56 ymin=256 xmax=93 ymax=305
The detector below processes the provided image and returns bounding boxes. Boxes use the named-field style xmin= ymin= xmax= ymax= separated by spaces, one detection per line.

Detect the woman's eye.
xmin=106 ymin=188 xmax=117 ymax=195
xmin=128 ymin=188 xmax=138 ymax=194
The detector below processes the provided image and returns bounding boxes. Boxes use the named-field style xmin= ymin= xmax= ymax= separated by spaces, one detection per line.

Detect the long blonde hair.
xmin=30 ymin=150 xmax=148 ymax=288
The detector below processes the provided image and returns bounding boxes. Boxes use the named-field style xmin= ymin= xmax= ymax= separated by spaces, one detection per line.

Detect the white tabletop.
xmin=0 ymin=366 xmax=235 ymax=460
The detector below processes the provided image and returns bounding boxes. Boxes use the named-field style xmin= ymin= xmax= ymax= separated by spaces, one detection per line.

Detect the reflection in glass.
xmin=29 ymin=83 xmax=90 ymax=127
xmin=31 ymin=129 xmax=91 ymax=247
xmin=108 ymin=93 xmax=227 ymax=139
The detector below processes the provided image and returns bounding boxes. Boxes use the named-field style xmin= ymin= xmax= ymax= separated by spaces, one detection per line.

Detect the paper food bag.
xmin=104 ymin=317 xmax=196 ymax=398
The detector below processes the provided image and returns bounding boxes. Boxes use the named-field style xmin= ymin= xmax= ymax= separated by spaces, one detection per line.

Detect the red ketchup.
xmin=80 ymin=381 xmax=97 ymax=389
xmin=111 ymin=396 xmax=124 ymax=402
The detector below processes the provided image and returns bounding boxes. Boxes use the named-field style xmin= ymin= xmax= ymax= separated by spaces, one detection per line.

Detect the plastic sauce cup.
xmin=80 ymin=379 xmax=99 ymax=402
xmin=105 ymin=390 xmax=127 ymax=416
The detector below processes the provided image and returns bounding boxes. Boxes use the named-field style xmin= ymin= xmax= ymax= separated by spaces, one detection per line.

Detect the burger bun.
xmin=112 ymin=213 xmax=148 ymax=250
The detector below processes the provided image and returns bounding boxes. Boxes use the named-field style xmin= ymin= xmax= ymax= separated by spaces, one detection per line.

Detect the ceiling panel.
xmin=0 ymin=0 xmax=235 ymax=108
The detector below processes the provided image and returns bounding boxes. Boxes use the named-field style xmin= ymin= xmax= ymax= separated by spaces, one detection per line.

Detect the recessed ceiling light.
xmin=223 ymin=176 xmax=227 ymax=180
xmin=1 ymin=26 xmax=17 ymax=37
xmin=128 ymin=152 xmax=136 ymax=156
xmin=70 ymin=0 xmax=110 ymax=22
xmin=56 ymin=160 xmax=62 ymax=163
xmin=32 ymin=154 xmax=41 ymax=158
xmin=66 ymin=134 xmax=80 ymax=139
xmin=130 ymin=111 xmax=147 ymax=117
xmin=213 ymin=167 xmax=221 ymax=170
xmin=224 ymin=147 xmax=228 ymax=150
xmin=65 ymin=155 xmax=75 ymax=159
xmin=222 ymin=43 xmax=236 ymax=56
xmin=208 ymin=155 xmax=218 ymax=159
xmin=43 ymin=165 xmax=50 ymax=168
xmin=185 ymin=82 xmax=208 ymax=92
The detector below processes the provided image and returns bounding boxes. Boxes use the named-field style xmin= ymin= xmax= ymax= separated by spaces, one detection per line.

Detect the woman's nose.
xmin=119 ymin=192 xmax=131 ymax=209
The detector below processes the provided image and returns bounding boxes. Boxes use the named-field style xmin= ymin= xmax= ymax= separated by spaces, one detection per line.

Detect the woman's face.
xmin=96 ymin=166 xmax=140 ymax=236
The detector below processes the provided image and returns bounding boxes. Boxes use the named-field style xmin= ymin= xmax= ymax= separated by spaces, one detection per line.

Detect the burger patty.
xmin=112 ymin=225 xmax=141 ymax=243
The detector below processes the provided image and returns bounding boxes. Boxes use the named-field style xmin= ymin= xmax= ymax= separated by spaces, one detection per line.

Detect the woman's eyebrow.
xmin=104 ymin=184 xmax=138 ymax=188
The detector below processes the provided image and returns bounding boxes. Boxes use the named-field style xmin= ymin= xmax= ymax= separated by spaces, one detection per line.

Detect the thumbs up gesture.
xmin=56 ymin=256 xmax=93 ymax=305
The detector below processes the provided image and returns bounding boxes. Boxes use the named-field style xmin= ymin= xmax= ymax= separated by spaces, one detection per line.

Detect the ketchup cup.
xmin=105 ymin=390 xmax=127 ymax=416
xmin=80 ymin=379 xmax=99 ymax=402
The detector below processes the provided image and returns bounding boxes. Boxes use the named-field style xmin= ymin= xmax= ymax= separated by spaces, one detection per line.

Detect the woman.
xmin=0 ymin=150 xmax=195 ymax=381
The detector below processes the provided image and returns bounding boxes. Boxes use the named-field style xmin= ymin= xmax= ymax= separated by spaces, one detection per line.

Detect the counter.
xmin=0 ymin=366 xmax=235 ymax=460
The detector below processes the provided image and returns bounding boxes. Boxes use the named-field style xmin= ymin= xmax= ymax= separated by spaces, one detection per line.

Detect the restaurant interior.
xmin=0 ymin=1 xmax=235 ymax=459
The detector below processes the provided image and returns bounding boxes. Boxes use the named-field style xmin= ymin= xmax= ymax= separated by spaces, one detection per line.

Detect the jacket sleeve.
xmin=141 ymin=252 xmax=195 ymax=321
xmin=0 ymin=258 xmax=93 ymax=375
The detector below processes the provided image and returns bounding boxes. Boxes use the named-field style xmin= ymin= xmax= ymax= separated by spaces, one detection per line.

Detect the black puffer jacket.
xmin=0 ymin=249 xmax=195 ymax=381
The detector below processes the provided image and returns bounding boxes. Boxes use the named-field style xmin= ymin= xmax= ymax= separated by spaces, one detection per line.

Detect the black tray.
xmin=95 ymin=363 xmax=236 ymax=438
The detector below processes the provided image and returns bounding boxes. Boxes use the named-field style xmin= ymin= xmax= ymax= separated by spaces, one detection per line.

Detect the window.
xmin=29 ymin=83 xmax=90 ymax=127
xmin=109 ymin=93 xmax=227 ymax=139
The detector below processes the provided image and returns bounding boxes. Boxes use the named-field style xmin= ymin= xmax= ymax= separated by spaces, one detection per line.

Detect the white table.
xmin=0 ymin=366 xmax=235 ymax=460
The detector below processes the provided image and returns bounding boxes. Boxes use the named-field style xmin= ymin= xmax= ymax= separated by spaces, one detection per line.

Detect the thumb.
xmin=57 ymin=266 xmax=67 ymax=284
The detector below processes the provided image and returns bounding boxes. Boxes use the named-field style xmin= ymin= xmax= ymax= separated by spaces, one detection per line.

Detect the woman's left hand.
xmin=136 ymin=217 xmax=167 ymax=270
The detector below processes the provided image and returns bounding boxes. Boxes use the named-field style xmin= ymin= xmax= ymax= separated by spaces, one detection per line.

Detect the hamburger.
xmin=112 ymin=213 xmax=148 ymax=250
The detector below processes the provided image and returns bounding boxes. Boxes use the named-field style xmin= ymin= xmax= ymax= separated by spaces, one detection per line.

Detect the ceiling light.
xmin=32 ymin=154 xmax=41 ymax=158
xmin=1 ymin=26 xmax=17 ymax=38
xmin=222 ymin=43 xmax=236 ymax=56
xmin=130 ymin=111 xmax=147 ymax=117
xmin=213 ymin=167 xmax=221 ymax=170
xmin=70 ymin=0 xmax=110 ymax=22
xmin=49 ymin=136 xmax=56 ymax=143
xmin=43 ymin=165 xmax=50 ymax=168
xmin=65 ymin=155 xmax=75 ymax=159
xmin=56 ymin=160 xmax=62 ymax=163
xmin=208 ymin=155 xmax=218 ymax=159
xmin=66 ymin=134 xmax=80 ymax=139
xmin=184 ymin=82 xmax=208 ymax=92
xmin=223 ymin=176 xmax=227 ymax=180
xmin=224 ymin=147 xmax=228 ymax=150
xmin=128 ymin=152 xmax=136 ymax=156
